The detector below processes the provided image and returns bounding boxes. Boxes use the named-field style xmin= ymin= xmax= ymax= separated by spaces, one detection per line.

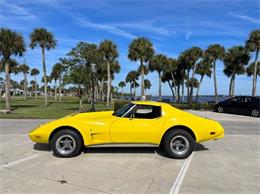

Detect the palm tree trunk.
xmin=181 ymin=81 xmax=184 ymax=103
xmin=229 ymin=67 xmax=236 ymax=97
xmin=189 ymin=68 xmax=196 ymax=105
xmin=100 ymin=78 xmax=104 ymax=101
xmin=34 ymin=75 xmax=37 ymax=100
xmin=130 ymin=83 xmax=132 ymax=99
xmin=41 ymin=47 xmax=48 ymax=106
xmin=158 ymin=71 xmax=162 ymax=100
xmin=59 ymin=76 xmax=61 ymax=102
xmin=140 ymin=59 xmax=145 ymax=100
xmin=106 ymin=61 xmax=111 ymax=106
xmin=196 ymin=75 xmax=204 ymax=103
xmin=54 ymin=80 xmax=57 ymax=100
xmin=79 ymin=86 xmax=83 ymax=110
xmin=167 ymin=80 xmax=174 ymax=102
xmin=4 ymin=61 xmax=11 ymax=110
xmin=213 ymin=61 xmax=218 ymax=103
xmin=170 ymin=72 xmax=178 ymax=102
xmin=231 ymin=74 xmax=236 ymax=97
xmin=177 ymin=85 xmax=181 ymax=104
xmin=23 ymin=72 xmax=28 ymax=100
xmin=134 ymin=82 xmax=136 ymax=100
xmin=121 ymin=87 xmax=124 ymax=99
xmin=252 ymin=48 xmax=259 ymax=96
xmin=186 ymin=70 xmax=190 ymax=104
xmin=229 ymin=76 xmax=233 ymax=97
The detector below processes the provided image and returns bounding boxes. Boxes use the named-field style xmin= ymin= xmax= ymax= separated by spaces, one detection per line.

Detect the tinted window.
xmin=113 ymin=103 xmax=134 ymax=117
xmin=242 ymin=97 xmax=252 ymax=103
xmin=127 ymin=105 xmax=161 ymax=119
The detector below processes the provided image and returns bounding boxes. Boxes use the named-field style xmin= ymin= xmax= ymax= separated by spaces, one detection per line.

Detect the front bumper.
xmin=29 ymin=124 xmax=49 ymax=144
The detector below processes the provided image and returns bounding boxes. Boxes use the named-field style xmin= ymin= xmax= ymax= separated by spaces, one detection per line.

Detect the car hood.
xmin=69 ymin=110 xmax=114 ymax=120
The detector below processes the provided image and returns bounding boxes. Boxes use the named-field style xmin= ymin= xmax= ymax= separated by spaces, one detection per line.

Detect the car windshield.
xmin=113 ymin=103 xmax=134 ymax=117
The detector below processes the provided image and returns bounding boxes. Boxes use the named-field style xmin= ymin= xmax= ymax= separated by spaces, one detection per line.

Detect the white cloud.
xmin=0 ymin=1 xmax=36 ymax=20
xmin=185 ymin=29 xmax=193 ymax=40
xmin=229 ymin=12 xmax=260 ymax=24
xmin=111 ymin=20 xmax=172 ymax=36
xmin=72 ymin=14 xmax=136 ymax=39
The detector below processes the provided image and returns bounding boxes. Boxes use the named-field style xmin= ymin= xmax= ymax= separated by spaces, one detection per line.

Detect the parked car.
xmin=29 ymin=101 xmax=224 ymax=159
xmin=214 ymin=96 xmax=260 ymax=117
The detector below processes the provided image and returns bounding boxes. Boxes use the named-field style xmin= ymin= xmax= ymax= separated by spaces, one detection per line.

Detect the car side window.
xmin=126 ymin=105 xmax=161 ymax=119
xmin=243 ymin=97 xmax=251 ymax=103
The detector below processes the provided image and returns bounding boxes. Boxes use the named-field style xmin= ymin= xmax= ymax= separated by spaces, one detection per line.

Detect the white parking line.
xmin=170 ymin=152 xmax=194 ymax=194
xmin=0 ymin=153 xmax=42 ymax=169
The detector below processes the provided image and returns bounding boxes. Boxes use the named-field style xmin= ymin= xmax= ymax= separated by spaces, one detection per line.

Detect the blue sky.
xmin=1 ymin=0 xmax=260 ymax=96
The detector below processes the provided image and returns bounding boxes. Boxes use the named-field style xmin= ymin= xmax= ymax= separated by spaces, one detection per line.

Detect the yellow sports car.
xmin=29 ymin=101 xmax=224 ymax=159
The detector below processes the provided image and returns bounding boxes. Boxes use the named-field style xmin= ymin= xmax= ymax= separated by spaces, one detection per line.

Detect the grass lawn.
xmin=0 ymin=96 xmax=114 ymax=119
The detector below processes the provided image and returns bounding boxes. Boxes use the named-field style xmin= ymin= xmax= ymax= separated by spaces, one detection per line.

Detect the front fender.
xmin=29 ymin=118 xmax=92 ymax=145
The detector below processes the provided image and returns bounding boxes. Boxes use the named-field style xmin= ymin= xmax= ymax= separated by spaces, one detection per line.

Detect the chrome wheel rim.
xmin=56 ymin=135 xmax=76 ymax=155
xmin=170 ymin=135 xmax=190 ymax=155
xmin=218 ymin=106 xmax=223 ymax=113
xmin=252 ymin=109 xmax=259 ymax=117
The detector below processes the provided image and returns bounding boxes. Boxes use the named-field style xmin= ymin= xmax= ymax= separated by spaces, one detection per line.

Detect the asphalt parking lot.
xmin=0 ymin=111 xmax=259 ymax=193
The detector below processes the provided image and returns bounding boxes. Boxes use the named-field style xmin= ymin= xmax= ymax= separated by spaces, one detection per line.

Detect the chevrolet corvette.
xmin=29 ymin=101 xmax=224 ymax=159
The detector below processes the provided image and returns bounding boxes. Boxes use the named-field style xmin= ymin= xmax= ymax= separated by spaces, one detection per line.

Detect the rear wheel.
xmin=217 ymin=106 xmax=224 ymax=113
xmin=163 ymin=129 xmax=195 ymax=159
xmin=51 ymin=129 xmax=83 ymax=157
xmin=251 ymin=109 xmax=259 ymax=117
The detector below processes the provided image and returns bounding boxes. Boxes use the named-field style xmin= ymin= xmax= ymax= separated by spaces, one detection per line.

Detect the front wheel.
xmin=251 ymin=109 xmax=259 ymax=117
xmin=51 ymin=129 xmax=83 ymax=157
xmin=162 ymin=129 xmax=195 ymax=159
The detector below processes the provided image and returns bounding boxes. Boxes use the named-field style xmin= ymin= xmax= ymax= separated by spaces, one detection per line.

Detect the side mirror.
xmin=129 ymin=113 xmax=135 ymax=120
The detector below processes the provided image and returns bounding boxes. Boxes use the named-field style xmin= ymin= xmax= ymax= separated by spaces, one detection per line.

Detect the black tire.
xmin=51 ymin=129 xmax=83 ymax=157
xmin=217 ymin=106 xmax=224 ymax=113
xmin=251 ymin=109 xmax=259 ymax=117
xmin=162 ymin=129 xmax=195 ymax=159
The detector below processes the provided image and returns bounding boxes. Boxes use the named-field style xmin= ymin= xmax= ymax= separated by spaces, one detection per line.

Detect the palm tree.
xmin=51 ymin=63 xmax=64 ymax=102
xmin=30 ymin=80 xmax=36 ymax=95
xmin=177 ymin=49 xmax=193 ymax=103
xmin=186 ymin=78 xmax=199 ymax=101
xmin=0 ymin=28 xmax=25 ymax=110
xmin=126 ymin=70 xmax=139 ymax=100
xmin=99 ymin=40 xmax=118 ymax=106
xmin=224 ymin=46 xmax=250 ymax=97
xmin=19 ymin=64 xmax=30 ymax=99
xmin=205 ymin=44 xmax=225 ymax=103
xmin=144 ymin=79 xmax=151 ymax=94
xmin=149 ymin=54 xmax=169 ymax=100
xmin=128 ymin=37 xmax=154 ymax=100
xmin=41 ymin=75 xmax=52 ymax=95
xmin=247 ymin=61 xmax=260 ymax=81
xmin=30 ymin=68 xmax=40 ymax=99
xmin=181 ymin=47 xmax=203 ymax=105
xmin=30 ymin=28 xmax=57 ymax=106
xmin=195 ymin=58 xmax=212 ymax=103
xmin=118 ymin=81 xmax=125 ymax=99
xmin=245 ymin=30 xmax=260 ymax=96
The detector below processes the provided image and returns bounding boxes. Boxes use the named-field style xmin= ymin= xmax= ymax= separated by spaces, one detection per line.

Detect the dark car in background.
xmin=214 ymin=96 xmax=260 ymax=117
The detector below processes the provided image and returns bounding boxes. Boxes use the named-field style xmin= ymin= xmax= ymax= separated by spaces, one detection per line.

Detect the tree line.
xmin=0 ymin=27 xmax=259 ymax=111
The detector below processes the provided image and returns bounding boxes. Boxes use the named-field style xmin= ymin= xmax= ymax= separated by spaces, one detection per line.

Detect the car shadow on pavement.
xmin=33 ymin=143 xmax=52 ymax=151
xmin=32 ymin=143 xmax=208 ymax=158
xmin=194 ymin=143 xmax=209 ymax=152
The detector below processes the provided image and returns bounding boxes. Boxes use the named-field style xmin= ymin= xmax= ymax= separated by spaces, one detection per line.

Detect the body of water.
xmin=150 ymin=95 xmax=229 ymax=103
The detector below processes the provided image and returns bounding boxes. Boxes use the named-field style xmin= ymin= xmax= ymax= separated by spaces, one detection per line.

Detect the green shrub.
xmin=193 ymin=103 xmax=202 ymax=110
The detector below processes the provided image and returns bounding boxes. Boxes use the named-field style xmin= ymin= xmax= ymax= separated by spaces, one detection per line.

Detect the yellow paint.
xmin=29 ymin=101 xmax=224 ymax=146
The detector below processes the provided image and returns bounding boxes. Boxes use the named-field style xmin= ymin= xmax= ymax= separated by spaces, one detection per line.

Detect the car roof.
xmin=131 ymin=101 xmax=164 ymax=106
xmin=233 ymin=96 xmax=260 ymax=99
